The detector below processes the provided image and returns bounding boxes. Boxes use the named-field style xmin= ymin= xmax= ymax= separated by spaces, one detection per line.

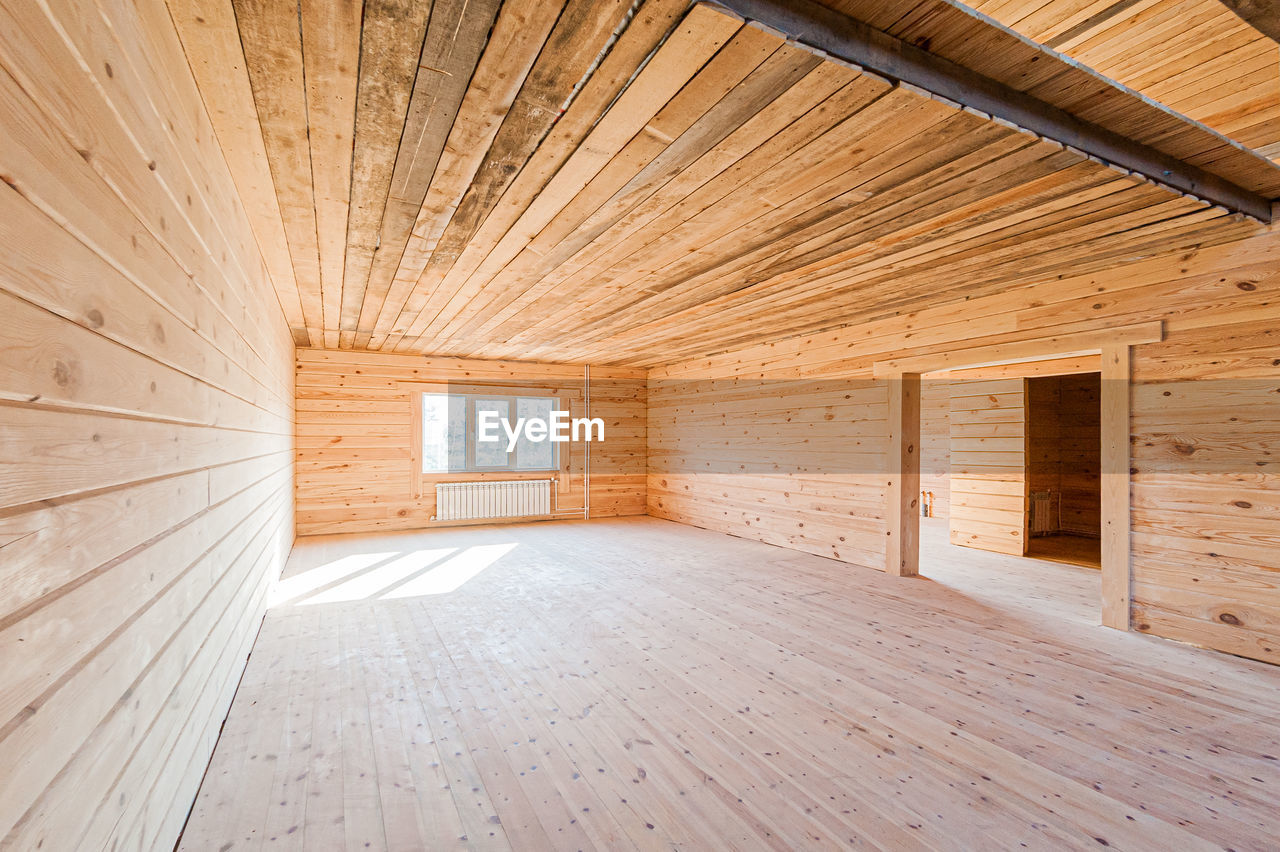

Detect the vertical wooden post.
xmin=886 ymin=372 xmax=921 ymax=577
xmin=1100 ymin=345 xmax=1131 ymax=630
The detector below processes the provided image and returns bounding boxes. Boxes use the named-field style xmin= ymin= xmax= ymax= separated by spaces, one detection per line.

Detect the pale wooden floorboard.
xmin=179 ymin=517 xmax=1280 ymax=851
xmin=1024 ymin=534 xmax=1102 ymax=569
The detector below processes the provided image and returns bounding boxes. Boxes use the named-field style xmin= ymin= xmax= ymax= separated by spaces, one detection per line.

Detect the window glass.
xmin=516 ymin=397 xmax=555 ymax=470
xmin=473 ymin=398 xmax=511 ymax=468
xmin=422 ymin=393 xmax=466 ymax=472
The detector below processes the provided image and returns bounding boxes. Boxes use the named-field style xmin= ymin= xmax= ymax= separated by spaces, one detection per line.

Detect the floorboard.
xmin=1026 ymin=533 xmax=1102 ymax=569
xmin=179 ymin=517 xmax=1280 ymax=850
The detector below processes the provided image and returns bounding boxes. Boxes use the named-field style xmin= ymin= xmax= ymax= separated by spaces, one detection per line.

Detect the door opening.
xmin=875 ymin=321 xmax=1161 ymax=630
xmin=1025 ymin=373 xmax=1101 ymax=569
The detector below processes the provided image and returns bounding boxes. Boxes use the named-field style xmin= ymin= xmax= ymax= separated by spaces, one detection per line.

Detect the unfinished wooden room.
xmin=4 ymin=0 xmax=1280 ymax=848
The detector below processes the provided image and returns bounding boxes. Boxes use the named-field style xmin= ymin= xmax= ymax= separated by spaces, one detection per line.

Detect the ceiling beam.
xmin=707 ymin=0 xmax=1275 ymax=222
xmin=1217 ymin=0 xmax=1280 ymax=43
xmin=871 ymin=321 xmax=1163 ymax=378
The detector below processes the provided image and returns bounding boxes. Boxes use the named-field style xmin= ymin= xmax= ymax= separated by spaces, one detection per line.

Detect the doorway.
xmin=876 ymin=320 xmax=1161 ymax=630
xmin=1025 ymin=373 xmax=1102 ymax=568
xmin=917 ymin=367 xmax=1104 ymax=626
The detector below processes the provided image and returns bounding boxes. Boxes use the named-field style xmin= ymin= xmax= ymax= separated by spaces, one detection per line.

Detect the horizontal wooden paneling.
xmin=648 ymin=377 xmax=889 ymax=568
xmin=920 ymin=379 xmax=950 ymax=520
xmin=949 ymin=378 xmax=1027 ymax=555
xmin=650 ymin=227 xmax=1280 ymax=665
xmin=0 ymin=1 xmax=295 ymax=849
xmin=294 ymin=350 xmax=646 ymax=536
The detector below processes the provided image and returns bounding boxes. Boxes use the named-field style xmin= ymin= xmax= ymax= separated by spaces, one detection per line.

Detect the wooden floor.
xmin=1025 ymin=534 xmax=1102 ymax=569
xmin=180 ymin=517 xmax=1280 ymax=851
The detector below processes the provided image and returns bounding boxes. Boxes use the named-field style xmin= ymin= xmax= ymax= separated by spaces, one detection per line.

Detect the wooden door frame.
xmin=873 ymin=321 xmax=1162 ymax=631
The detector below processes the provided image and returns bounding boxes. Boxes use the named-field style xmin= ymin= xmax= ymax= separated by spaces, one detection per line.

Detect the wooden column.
xmin=1100 ymin=345 xmax=1131 ymax=630
xmin=886 ymin=372 xmax=921 ymax=576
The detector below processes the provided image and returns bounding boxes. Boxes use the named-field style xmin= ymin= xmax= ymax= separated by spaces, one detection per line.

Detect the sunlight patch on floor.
xmin=381 ymin=543 xmax=517 ymax=599
xmin=271 ymin=542 xmax=520 ymax=606
xmin=269 ymin=551 xmax=397 ymax=606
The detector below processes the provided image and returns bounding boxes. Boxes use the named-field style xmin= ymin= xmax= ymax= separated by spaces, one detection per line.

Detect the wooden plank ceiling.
xmin=965 ymin=0 xmax=1280 ymax=159
xmin=168 ymin=0 xmax=1280 ymax=366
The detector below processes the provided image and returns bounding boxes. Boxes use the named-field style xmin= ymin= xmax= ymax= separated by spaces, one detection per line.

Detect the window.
xmin=420 ymin=391 xmax=560 ymax=473
xmin=421 ymin=393 xmax=467 ymax=472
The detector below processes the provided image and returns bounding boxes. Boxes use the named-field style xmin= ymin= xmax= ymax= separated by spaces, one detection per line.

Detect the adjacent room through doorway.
xmin=918 ymin=362 xmax=1108 ymax=619
xmin=1025 ymin=373 xmax=1102 ymax=569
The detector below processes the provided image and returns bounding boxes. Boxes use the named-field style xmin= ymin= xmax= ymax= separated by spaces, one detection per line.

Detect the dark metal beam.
xmin=707 ymin=0 xmax=1275 ymax=222
xmin=1218 ymin=0 xmax=1280 ymax=43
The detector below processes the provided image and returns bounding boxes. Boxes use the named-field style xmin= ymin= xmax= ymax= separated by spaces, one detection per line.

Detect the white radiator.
xmin=434 ymin=479 xmax=553 ymax=522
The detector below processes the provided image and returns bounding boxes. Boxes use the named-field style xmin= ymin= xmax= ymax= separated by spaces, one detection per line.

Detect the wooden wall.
xmin=1026 ymin=375 xmax=1062 ymax=525
xmin=949 ymin=378 xmax=1028 ymax=556
xmin=648 ymin=227 xmax=1280 ymax=664
xmin=920 ymin=379 xmax=951 ymax=520
xmin=0 ymin=1 xmax=295 ymax=850
xmin=296 ymin=350 xmax=646 ymax=536
xmin=1061 ymin=374 xmax=1102 ymax=536
xmin=648 ymin=377 xmax=887 ymax=568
